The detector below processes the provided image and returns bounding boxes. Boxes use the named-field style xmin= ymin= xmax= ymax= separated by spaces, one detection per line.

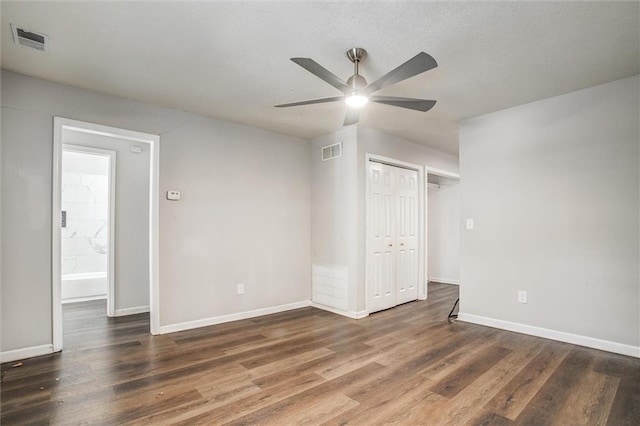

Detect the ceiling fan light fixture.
xmin=345 ymin=93 xmax=368 ymax=108
xmin=277 ymin=49 xmax=438 ymax=126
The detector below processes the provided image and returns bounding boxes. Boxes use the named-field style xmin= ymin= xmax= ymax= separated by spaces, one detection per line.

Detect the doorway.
xmin=365 ymin=155 xmax=425 ymax=314
xmin=61 ymin=146 xmax=116 ymax=316
xmin=52 ymin=118 xmax=160 ymax=352
xmin=425 ymin=167 xmax=461 ymax=289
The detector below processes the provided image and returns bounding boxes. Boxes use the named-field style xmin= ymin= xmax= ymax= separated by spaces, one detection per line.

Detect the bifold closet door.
xmin=367 ymin=161 xmax=419 ymax=313
xmin=395 ymin=166 xmax=419 ymax=304
xmin=368 ymin=162 xmax=396 ymax=313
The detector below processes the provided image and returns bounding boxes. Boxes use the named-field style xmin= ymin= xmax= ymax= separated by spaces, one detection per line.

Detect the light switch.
xmin=166 ymin=190 xmax=181 ymax=201
xmin=466 ymin=218 xmax=474 ymax=230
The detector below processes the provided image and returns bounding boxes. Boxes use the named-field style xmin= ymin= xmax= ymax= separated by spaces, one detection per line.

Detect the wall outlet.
xmin=518 ymin=290 xmax=527 ymax=304
xmin=466 ymin=218 xmax=474 ymax=230
xmin=237 ymin=284 xmax=245 ymax=295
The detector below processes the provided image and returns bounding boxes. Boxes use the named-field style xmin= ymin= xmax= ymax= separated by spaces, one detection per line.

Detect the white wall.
xmin=310 ymin=125 xmax=460 ymax=316
xmin=63 ymin=129 xmax=151 ymax=310
xmin=459 ymin=75 xmax=640 ymax=353
xmin=427 ymin=179 xmax=460 ymax=284
xmin=158 ymin=115 xmax=311 ymax=327
xmin=1 ymin=70 xmax=310 ymax=355
xmin=2 ymin=97 xmax=54 ymax=352
xmin=310 ymin=127 xmax=358 ymax=314
xmin=357 ymin=127 xmax=460 ymax=174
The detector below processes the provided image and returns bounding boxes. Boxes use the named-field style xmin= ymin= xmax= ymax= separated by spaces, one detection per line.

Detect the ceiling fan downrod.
xmin=346 ymin=47 xmax=368 ymax=92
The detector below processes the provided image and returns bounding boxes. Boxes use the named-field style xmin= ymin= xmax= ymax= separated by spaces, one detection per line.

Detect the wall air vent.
xmin=321 ymin=142 xmax=342 ymax=161
xmin=11 ymin=24 xmax=48 ymax=52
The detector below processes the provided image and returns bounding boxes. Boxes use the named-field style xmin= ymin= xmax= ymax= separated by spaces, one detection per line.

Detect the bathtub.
xmin=61 ymin=271 xmax=107 ymax=302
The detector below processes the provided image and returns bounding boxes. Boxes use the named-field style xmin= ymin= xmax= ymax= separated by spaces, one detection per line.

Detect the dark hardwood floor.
xmin=2 ymin=283 xmax=639 ymax=425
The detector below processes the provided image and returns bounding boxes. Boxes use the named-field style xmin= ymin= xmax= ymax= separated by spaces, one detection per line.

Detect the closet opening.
xmin=365 ymin=155 xmax=425 ymax=314
xmin=426 ymin=169 xmax=461 ymax=288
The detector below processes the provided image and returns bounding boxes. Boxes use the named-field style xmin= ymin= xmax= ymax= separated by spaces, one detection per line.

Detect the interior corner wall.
xmin=310 ymin=127 xmax=358 ymax=314
xmin=459 ymin=75 xmax=640 ymax=349
xmin=427 ymin=182 xmax=461 ymax=284
xmin=1 ymin=70 xmax=311 ymax=354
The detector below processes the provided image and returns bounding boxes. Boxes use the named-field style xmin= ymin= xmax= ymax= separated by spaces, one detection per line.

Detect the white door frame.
xmin=425 ymin=166 xmax=460 ymax=293
xmin=61 ymin=144 xmax=117 ymax=317
xmin=365 ymin=153 xmax=425 ymax=313
xmin=52 ymin=117 xmax=160 ymax=352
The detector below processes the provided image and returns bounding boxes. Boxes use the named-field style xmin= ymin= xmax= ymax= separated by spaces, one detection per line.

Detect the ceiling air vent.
xmin=321 ymin=142 xmax=342 ymax=161
xmin=11 ymin=24 xmax=48 ymax=51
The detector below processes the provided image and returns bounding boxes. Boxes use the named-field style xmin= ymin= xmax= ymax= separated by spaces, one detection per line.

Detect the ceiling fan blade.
xmin=371 ymin=96 xmax=437 ymax=112
xmin=291 ymin=58 xmax=350 ymax=93
xmin=363 ymin=52 xmax=438 ymax=95
xmin=343 ymin=108 xmax=360 ymax=126
xmin=275 ymin=96 xmax=345 ymax=108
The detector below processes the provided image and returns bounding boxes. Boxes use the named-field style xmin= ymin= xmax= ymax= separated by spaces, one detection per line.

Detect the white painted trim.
xmin=158 ymin=301 xmax=311 ymax=334
xmin=114 ymin=306 xmax=150 ymax=317
xmin=365 ymin=153 xmax=425 ymax=311
xmin=458 ymin=313 xmax=640 ymax=358
xmin=62 ymin=144 xmax=117 ymax=317
xmin=52 ymin=117 xmax=161 ymax=351
xmin=352 ymin=310 xmax=369 ymax=319
xmin=61 ymin=295 xmax=107 ymax=304
xmin=429 ymin=277 xmax=461 ymax=286
xmin=149 ymin=129 xmax=160 ymax=336
xmin=310 ymin=302 xmax=369 ymax=319
xmin=52 ymin=121 xmax=63 ymax=352
xmin=424 ymin=167 xmax=428 ymax=300
xmin=0 ymin=345 xmax=54 ymax=363
xmin=62 ymin=125 xmax=157 ymax=144
xmin=425 ymin=166 xmax=460 ymax=180
xmin=368 ymin=154 xmax=423 ymax=172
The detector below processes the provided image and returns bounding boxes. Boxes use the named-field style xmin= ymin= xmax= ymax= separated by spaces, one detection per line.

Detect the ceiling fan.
xmin=275 ymin=48 xmax=438 ymax=126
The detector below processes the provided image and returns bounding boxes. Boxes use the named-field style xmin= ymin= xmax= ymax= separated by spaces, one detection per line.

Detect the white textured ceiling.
xmin=2 ymin=1 xmax=639 ymax=155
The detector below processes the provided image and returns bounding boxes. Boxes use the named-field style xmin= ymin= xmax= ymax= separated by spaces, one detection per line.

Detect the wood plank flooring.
xmin=2 ymin=283 xmax=639 ymax=425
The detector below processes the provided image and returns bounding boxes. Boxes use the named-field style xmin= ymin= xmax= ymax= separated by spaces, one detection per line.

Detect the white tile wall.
xmin=61 ymin=152 xmax=110 ymax=276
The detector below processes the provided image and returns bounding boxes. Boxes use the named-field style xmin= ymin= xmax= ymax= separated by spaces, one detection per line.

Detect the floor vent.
xmin=321 ymin=142 xmax=342 ymax=161
xmin=11 ymin=24 xmax=48 ymax=52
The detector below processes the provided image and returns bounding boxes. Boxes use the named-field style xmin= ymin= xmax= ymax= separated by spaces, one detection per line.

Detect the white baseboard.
xmin=310 ymin=302 xmax=369 ymax=319
xmin=114 ymin=305 xmax=150 ymax=317
xmin=429 ymin=277 xmax=460 ymax=285
xmin=458 ymin=313 xmax=640 ymax=358
xmin=0 ymin=344 xmax=54 ymax=363
xmin=158 ymin=300 xmax=311 ymax=334
xmin=353 ymin=310 xmax=369 ymax=319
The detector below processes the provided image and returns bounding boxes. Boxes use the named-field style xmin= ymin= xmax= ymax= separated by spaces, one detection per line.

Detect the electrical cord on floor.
xmin=448 ymin=298 xmax=459 ymax=323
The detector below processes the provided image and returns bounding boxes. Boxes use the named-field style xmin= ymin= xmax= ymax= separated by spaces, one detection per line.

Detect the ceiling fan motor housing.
xmin=347 ymin=74 xmax=367 ymax=91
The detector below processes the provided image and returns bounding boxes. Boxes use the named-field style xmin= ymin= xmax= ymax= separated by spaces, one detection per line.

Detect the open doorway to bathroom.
xmin=53 ymin=117 xmax=160 ymax=352
xmin=61 ymin=146 xmax=115 ymax=314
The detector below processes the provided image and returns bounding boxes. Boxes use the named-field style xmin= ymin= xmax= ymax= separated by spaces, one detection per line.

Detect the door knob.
xmin=400 ymin=243 xmax=404 ymax=246
xmin=388 ymin=244 xmax=393 ymax=247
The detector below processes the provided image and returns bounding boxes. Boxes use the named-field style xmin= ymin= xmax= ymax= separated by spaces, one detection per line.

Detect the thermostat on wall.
xmin=166 ymin=190 xmax=181 ymax=201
